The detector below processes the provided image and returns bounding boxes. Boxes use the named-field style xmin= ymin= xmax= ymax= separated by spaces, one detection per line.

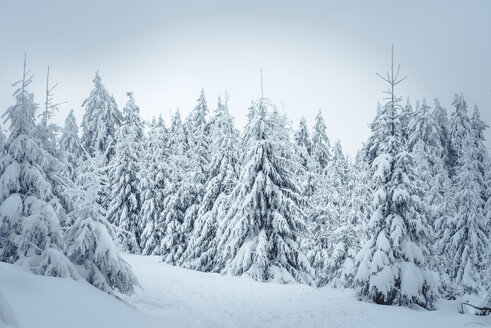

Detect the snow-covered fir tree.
xmin=59 ymin=109 xmax=83 ymax=180
xmin=326 ymin=142 xmax=356 ymax=286
xmin=470 ymin=105 xmax=489 ymax=203
xmin=80 ymin=71 xmax=121 ymax=163
xmin=440 ymin=132 xmax=488 ymax=294
xmin=181 ymin=95 xmax=240 ymax=271
xmin=294 ymin=117 xmax=312 ymax=170
xmin=432 ymin=99 xmax=451 ymax=169
xmin=310 ymin=110 xmax=331 ymax=173
xmin=106 ymin=92 xmax=144 ymax=253
xmin=448 ymin=94 xmax=472 ymax=177
xmin=160 ymin=110 xmax=197 ymax=263
xmin=0 ymin=56 xmax=76 ymax=278
xmin=340 ymin=152 xmax=372 ymax=287
xmin=353 ymin=50 xmax=436 ymax=309
xmin=186 ymin=88 xmax=210 ymax=185
xmin=407 ymin=100 xmax=450 ymax=259
xmin=67 ymin=152 xmax=138 ymax=295
xmin=214 ymin=97 xmax=312 ymax=284
xmin=139 ymin=116 xmax=169 ymax=255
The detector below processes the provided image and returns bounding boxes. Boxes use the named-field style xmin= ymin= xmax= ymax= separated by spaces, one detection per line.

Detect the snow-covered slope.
xmin=0 ymin=261 xmax=159 ymax=328
xmin=1 ymin=255 xmax=490 ymax=328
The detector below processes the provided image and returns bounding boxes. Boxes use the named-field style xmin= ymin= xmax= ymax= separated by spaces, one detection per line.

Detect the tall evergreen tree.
xmin=59 ymin=109 xmax=83 ymax=180
xmin=181 ymin=95 xmax=240 ymax=271
xmin=162 ymin=90 xmax=211 ymax=264
xmin=440 ymin=133 xmax=488 ymax=294
xmin=448 ymin=94 xmax=472 ymax=177
xmin=214 ymin=98 xmax=312 ymax=284
xmin=470 ymin=105 xmax=489 ymax=203
xmin=160 ymin=110 xmax=195 ymax=263
xmin=432 ymin=99 xmax=451 ymax=169
xmin=106 ymin=92 xmax=143 ymax=253
xmin=67 ymin=152 xmax=138 ymax=295
xmin=0 ymin=56 xmax=76 ymax=278
xmin=139 ymin=117 xmax=169 ymax=255
xmin=312 ymin=140 xmax=351 ymax=287
xmin=311 ymin=110 xmax=331 ymax=173
xmin=294 ymin=117 xmax=312 ymax=169
xmin=353 ymin=48 xmax=436 ymax=309
xmin=80 ymin=71 xmax=121 ymax=163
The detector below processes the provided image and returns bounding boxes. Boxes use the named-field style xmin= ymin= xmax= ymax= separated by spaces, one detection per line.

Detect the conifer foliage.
xmin=215 ymin=98 xmax=312 ymax=284
xmin=353 ymin=48 xmax=436 ymax=309
xmin=0 ymin=52 xmax=490 ymax=311
xmin=107 ymin=92 xmax=144 ymax=253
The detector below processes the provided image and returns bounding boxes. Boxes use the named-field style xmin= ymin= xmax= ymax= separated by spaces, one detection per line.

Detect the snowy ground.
xmin=1 ymin=255 xmax=490 ymax=328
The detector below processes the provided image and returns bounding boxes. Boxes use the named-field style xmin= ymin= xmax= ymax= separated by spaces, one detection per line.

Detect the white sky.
xmin=1 ymin=0 xmax=490 ymax=156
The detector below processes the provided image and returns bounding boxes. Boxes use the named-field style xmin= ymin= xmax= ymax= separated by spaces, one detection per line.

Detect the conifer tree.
xmin=67 ymin=152 xmax=138 ymax=295
xmin=311 ymin=110 xmax=331 ymax=173
xmin=106 ymin=92 xmax=143 ymax=253
xmin=160 ymin=110 xmax=195 ymax=263
xmin=353 ymin=48 xmax=436 ymax=309
xmin=0 ymin=56 xmax=76 ymax=278
xmin=139 ymin=117 xmax=168 ymax=255
xmin=214 ymin=98 xmax=312 ymax=284
xmin=162 ymin=90 xmax=211 ymax=264
xmin=294 ymin=117 xmax=312 ymax=169
xmin=448 ymin=94 xmax=472 ymax=177
xmin=432 ymin=99 xmax=451 ymax=169
xmin=181 ymin=95 xmax=240 ymax=271
xmin=440 ymin=134 xmax=488 ymax=294
xmin=80 ymin=71 xmax=121 ymax=163
xmin=59 ymin=109 xmax=83 ymax=180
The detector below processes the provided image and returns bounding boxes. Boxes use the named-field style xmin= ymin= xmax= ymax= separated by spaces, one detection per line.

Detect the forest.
xmin=0 ymin=52 xmax=490 ymax=317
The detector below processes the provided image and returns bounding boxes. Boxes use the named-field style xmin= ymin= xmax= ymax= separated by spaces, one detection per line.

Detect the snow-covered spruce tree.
xmin=33 ymin=68 xmax=76 ymax=226
xmin=181 ymin=95 xmax=240 ymax=271
xmin=432 ymin=99 xmax=451 ymax=169
xmin=107 ymin=92 xmax=144 ymax=254
xmin=67 ymin=153 xmax=138 ymax=295
xmin=81 ymin=71 xmax=121 ymax=163
xmin=440 ymin=133 xmax=488 ymax=294
xmin=214 ymin=97 xmax=312 ymax=284
xmin=293 ymin=117 xmax=317 ymax=207
xmin=470 ymin=105 xmax=489 ymax=203
xmin=326 ymin=142 xmax=363 ymax=287
xmin=448 ymin=94 xmax=472 ymax=177
xmin=160 ymin=110 xmax=196 ymax=263
xmin=310 ymin=110 xmax=331 ymax=174
xmin=34 ymin=67 xmax=62 ymax=159
xmin=0 ymin=56 xmax=77 ymax=278
xmin=304 ymin=111 xmax=332 ymax=270
xmin=294 ymin=117 xmax=312 ymax=170
xmin=400 ymin=98 xmax=413 ymax=140
xmin=160 ymin=90 xmax=211 ymax=265
xmin=185 ymin=88 xmax=210 ymax=185
xmin=338 ymin=151 xmax=372 ymax=288
xmin=311 ymin=140 xmax=352 ymax=287
xmin=353 ymin=49 xmax=436 ymax=309
xmin=407 ymin=100 xmax=450 ymax=259
xmin=59 ymin=109 xmax=83 ymax=180
xmin=139 ymin=116 xmax=169 ymax=255
xmin=179 ymin=89 xmax=211 ymax=244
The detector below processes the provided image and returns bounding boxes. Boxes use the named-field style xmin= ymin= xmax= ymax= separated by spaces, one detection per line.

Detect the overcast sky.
xmin=1 ymin=0 xmax=490 ymax=156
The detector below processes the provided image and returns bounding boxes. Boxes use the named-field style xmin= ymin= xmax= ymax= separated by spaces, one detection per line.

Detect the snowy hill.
xmin=2 ymin=255 xmax=489 ymax=328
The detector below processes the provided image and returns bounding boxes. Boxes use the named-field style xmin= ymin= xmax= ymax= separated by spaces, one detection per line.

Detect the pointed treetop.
xmin=376 ymin=44 xmax=407 ymax=108
xmin=93 ymin=70 xmax=102 ymax=86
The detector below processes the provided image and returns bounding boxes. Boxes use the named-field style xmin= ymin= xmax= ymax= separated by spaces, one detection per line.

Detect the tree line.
xmin=0 ymin=53 xmax=489 ymax=311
